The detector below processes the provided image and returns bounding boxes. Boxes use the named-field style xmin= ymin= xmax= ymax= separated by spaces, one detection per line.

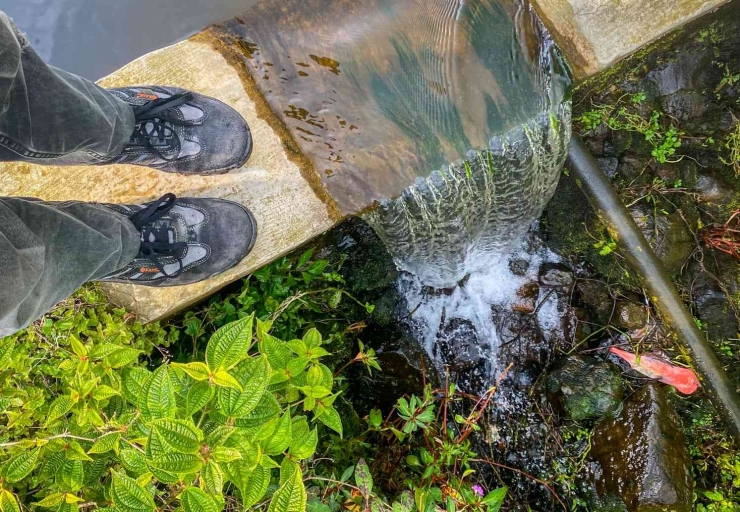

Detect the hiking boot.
xmin=98 ymin=193 xmax=257 ymax=286
xmin=104 ymin=86 xmax=253 ymax=174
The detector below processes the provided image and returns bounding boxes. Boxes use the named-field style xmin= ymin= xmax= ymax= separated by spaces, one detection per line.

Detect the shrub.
xmin=0 ymin=313 xmax=339 ymax=512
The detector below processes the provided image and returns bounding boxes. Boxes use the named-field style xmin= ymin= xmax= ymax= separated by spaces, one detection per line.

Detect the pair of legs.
xmin=0 ymin=12 xmax=257 ymax=337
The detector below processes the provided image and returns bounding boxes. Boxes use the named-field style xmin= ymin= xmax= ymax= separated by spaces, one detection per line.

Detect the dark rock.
xmin=574 ymin=279 xmax=613 ymax=325
xmin=598 ymin=157 xmax=619 ymax=178
xmin=688 ymin=253 xmax=740 ymax=341
xmin=435 ymin=318 xmax=490 ymax=393
xmin=539 ymin=263 xmax=574 ymax=288
xmin=630 ymin=205 xmax=695 ymax=273
xmin=509 ymin=258 xmax=530 ymax=277
xmin=513 ymin=283 xmax=540 ymax=314
xmin=590 ymin=383 xmax=693 ymax=512
xmin=694 ymin=172 xmax=734 ymax=203
xmin=613 ymin=301 xmax=648 ymax=331
xmin=545 ymin=356 xmax=623 ymax=421
xmin=661 ymin=90 xmax=707 ymax=122
xmin=645 ymin=51 xmax=704 ymax=97
xmin=334 ymin=218 xmax=398 ymax=293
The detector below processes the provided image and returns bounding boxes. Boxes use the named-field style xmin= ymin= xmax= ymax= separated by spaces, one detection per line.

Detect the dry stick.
xmin=471 ymin=458 xmax=567 ymax=511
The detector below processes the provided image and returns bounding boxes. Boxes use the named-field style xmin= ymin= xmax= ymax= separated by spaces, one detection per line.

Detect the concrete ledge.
xmin=532 ymin=0 xmax=732 ymax=80
xmin=0 ymin=33 xmax=338 ymax=323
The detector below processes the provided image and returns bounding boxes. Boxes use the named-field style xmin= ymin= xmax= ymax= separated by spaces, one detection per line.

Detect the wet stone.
xmin=590 ymin=383 xmax=693 ymax=512
xmin=545 ymin=355 xmax=623 ymax=421
xmin=613 ymin=301 xmax=648 ymax=331
xmin=538 ymin=263 xmax=574 ymax=288
xmin=509 ymin=258 xmax=531 ymax=277
xmin=574 ymin=279 xmax=613 ymax=325
xmin=513 ymin=283 xmax=540 ymax=314
xmin=435 ymin=318 xmax=490 ymax=392
xmin=597 ymin=157 xmax=619 ymax=178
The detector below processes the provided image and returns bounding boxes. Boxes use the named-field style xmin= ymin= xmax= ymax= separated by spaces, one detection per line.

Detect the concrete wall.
xmin=531 ymin=0 xmax=732 ymax=80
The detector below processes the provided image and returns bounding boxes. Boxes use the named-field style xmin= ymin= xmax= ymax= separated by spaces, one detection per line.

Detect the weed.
xmin=720 ymin=115 xmax=740 ymax=177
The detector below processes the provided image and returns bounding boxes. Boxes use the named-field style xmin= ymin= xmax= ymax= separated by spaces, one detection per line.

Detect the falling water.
xmin=362 ymin=2 xmax=572 ymax=383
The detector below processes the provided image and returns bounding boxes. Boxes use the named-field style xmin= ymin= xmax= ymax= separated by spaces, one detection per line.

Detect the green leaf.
xmin=268 ymin=460 xmax=306 ymax=512
xmin=482 ymin=487 xmax=507 ymax=512
xmin=287 ymin=357 xmax=310 ymax=377
xmin=60 ymin=459 xmax=84 ymax=490
xmin=211 ymin=447 xmax=242 ymax=463
xmin=206 ymin=315 xmax=254 ymax=372
xmin=303 ymin=328 xmax=322 ymax=348
xmin=260 ymin=334 xmax=292 ymax=370
xmin=186 ymin=381 xmax=215 ymax=416
xmin=216 ymin=355 xmax=270 ymax=418
xmin=256 ymin=318 xmax=273 ymax=342
xmin=0 ymin=490 xmax=20 ymax=512
xmin=317 ymin=406 xmax=343 ymax=437
xmin=240 ymin=465 xmax=271 ymax=508
xmin=88 ymin=432 xmax=122 ymax=455
xmin=46 ymin=396 xmax=75 ymax=425
xmin=106 ymin=347 xmax=143 ymax=368
xmin=261 ymin=412 xmax=292 ymax=455
xmin=212 ymin=370 xmax=243 ymax=391
xmin=4 ymin=448 xmax=40 ymax=483
xmin=110 ymin=470 xmax=155 ymax=512
xmin=290 ymin=427 xmax=318 ymax=460
xmin=69 ymin=334 xmax=88 ymax=358
xmin=141 ymin=365 xmax=176 ymax=420
xmin=180 ymin=487 xmax=220 ymax=512
xmin=200 ymin=460 xmax=224 ymax=495
xmin=152 ymin=418 xmax=203 ymax=454
xmin=121 ymin=367 xmax=151 ymax=408
xmin=147 ymin=453 xmax=202 ymax=475
xmin=175 ymin=362 xmax=211 ymax=381
xmin=120 ymin=447 xmax=148 ymax=475
xmin=355 ymin=459 xmax=373 ymax=497
xmin=233 ymin=392 xmax=281 ymax=428
xmin=32 ymin=493 xmax=66 ymax=508
xmin=92 ymin=385 xmax=120 ymax=401
xmin=90 ymin=343 xmax=124 ymax=360
xmin=65 ymin=440 xmax=94 ymax=461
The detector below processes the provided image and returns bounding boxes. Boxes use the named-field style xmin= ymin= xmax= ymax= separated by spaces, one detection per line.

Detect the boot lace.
xmin=130 ymin=93 xmax=194 ymax=162
xmin=129 ymin=193 xmax=187 ymax=278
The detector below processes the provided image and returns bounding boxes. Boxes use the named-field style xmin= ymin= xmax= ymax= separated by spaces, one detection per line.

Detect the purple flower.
xmin=472 ymin=485 xmax=485 ymax=497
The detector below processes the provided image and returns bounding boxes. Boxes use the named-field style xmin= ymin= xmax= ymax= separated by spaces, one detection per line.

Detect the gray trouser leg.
xmin=0 ymin=11 xmax=135 ymax=165
xmin=0 ymin=198 xmax=141 ymax=337
xmin=0 ymin=12 xmax=142 ymax=336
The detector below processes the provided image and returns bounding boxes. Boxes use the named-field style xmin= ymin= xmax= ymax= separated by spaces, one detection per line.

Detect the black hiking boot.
xmin=103 ymin=86 xmax=253 ymax=174
xmin=98 ymin=194 xmax=257 ymax=287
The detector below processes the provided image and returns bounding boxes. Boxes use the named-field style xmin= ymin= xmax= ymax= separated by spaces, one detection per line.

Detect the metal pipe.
xmin=567 ymin=134 xmax=740 ymax=444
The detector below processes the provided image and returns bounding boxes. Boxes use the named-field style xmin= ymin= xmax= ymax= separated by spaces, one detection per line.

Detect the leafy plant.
xmin=0 ymin=312 xmax=342 ymax=512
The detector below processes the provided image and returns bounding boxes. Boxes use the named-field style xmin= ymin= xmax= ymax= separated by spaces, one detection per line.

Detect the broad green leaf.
xmin=180 ymin=487 xmax=220 ymax=512
xmin=317 ymin=406 xmax=343 ymax=437
xmin=303 ymin=328 xmax=322 ymax=348
xmin=5 ymin=449 xmax=40 ymax=483
xmin=224 ymin=433 xmax=260 ymax=471
xmin=65 ymin=441 xmax=94 ymax=461
xmin=290 ymin=427 xmax=318 ymax=460
xmin=90 ymin=343 xmax=123 ymax=360
xmin=268 ymin=460 xmax=306 ymax=512
xmin=0 ymin=339 xmax=12 ymax=368
xmin=152 ymin=418 xmax=203 ymax=454
xmin=482 ymin=487 xmax=507 ymax=512
xmin=46 ymin=396 xmax=75 ymax=425
xmin=200 ymin=460 xmax=224 ymax=495
xmin=110 ymin=470 xmax=155 ymax=512
xmin=106 ymin=347 xmax=143 ymax=368
xmin=287 ymin=357 xmax=310 ymax=377
xmin=0 ymin=490 xmax=20 ymax=512
xmin=355 ymin=459 xmax=373 ymax=497
xmin=216 ymin=356 xmax=269 ymax=418
xmin=121 ymin=447 xmax=148 ymax=475
xmin=69 ymin=334 xmax=87 ymax=358
xmin=147 ymin=453 xmax=202 ymax=475
xmin=141 ymin=365 xmax=176 ymax=420
xmin=87 ymin=432 xmax=122 ymax=455
xmin=92 ymin=385 xmax=120 ymax=401
xmin=212 ymin=370 xmax=243 ymax=391
xmin=186 ymin=381 xmax=214 ymax=416
xmin=121 ymin=367 xmax=151 ymax=408
xmin=205 ymin=315 xmax=254 ymax=372
xmin=306 ymin=366 xmax=323 ymax=387
xmin=255 ymin=318 xmax=273 ymax=342
xmin=32 ymin=493 xmax=65 ymax=508
xmin=60 ymin=460 xmax=84 ymax=490
xmin=239 ymin=465 xmax=271 ymax=508
xmin=175 ymin=362 xmax=211 ymax=381
xmin=261 ymin=412 xmax=292 ymax=455
xmin=211 ymin=447 xmax=242 ymax=463
xmin=260 ymin=334 xmax=292 ymax=370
